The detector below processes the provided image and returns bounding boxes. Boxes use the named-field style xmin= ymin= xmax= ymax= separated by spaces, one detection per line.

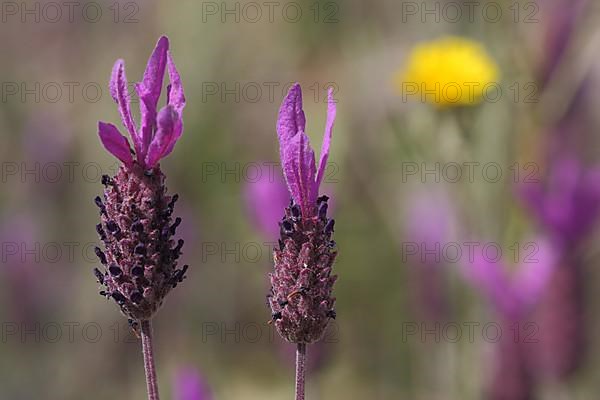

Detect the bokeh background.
xmin=2 ymin=0 xmax=600 ymax=399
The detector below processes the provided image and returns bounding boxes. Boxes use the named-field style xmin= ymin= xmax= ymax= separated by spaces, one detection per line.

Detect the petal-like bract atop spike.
xmin=98 ymin=122 xmax=133 ymax=166
xmin=101 ymin=35 xmax=185 ymax=169
xmin=283 ymin=132 xmax=317 ymax=217
xmin=162 ymin=51 xmax=186 ymax=157
xmin=137 ymin=36 xmax=169 ymax=154
xmin=316 ymin=87 xmax=336 ymax=187
xmin=109 ymin=59 xmax=138 ymax=153
xmin=145 ymin=105 xmax=178 ymax=168
xmin=277 ymin=83 xmax=306 ymax=153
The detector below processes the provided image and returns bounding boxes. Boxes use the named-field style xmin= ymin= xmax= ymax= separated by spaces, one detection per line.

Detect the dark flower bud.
xmin=131 ymin=221 xmax=144 ymax=233
xmin=318 ymin=202 xmax=328 ymax=220
xmin=134 ymin=244 xmax=146 ymax=255
xmin=96 ymin=224 xmax=106 ymax=241
xmin=106 ymin=220 xmax=119 ymax=233
xmin=112 ymin=291 xmax=127 ymax=305
xmin=109 ymin=264 xmax=122 ymax=276
xmin=131 ymin=266 xmax=144 ymax=276
xmin=130 ymin=292 xmax=144 ymax=304
xmin=101 ymin=175 xmax=112 ymax=186
xmin=95 ymin=247 xmax=107 ymax=265
xmin=93 ymin=268 xmax=105 ymax=285
xmin=290 ymin=204 xmax=301 ymax=221
xmin=168 ymin=194 xmax=179 ymax=209
xmin=324 ymin=219 xmax=335 ymax=235
xmin=281 ymin=220 xmax=294 ymax=234
xmin=317 ymin=195 xmax=329 ymax=204
xmin=169 ymin=217 xmax=182 ymax=235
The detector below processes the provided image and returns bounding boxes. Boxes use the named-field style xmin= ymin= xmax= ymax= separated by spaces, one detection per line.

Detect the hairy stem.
xmin=295 ymin=343 xmax=307 ymax=400
xmin=141 ymin=320 xmax=160 ymax=400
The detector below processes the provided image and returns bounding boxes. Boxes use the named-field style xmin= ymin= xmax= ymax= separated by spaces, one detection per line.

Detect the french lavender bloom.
xmin=462 ymin=237 xmax=556 ymax=400
xmin=173 ymin=368 xmax=212 ymax=400
xmin=268 ymin=83 xmax=337 ymax=345
xmin=93 ymin=35 xmax=187 ymax=400
xmin=404 ymin=189 xmax=456 ymax=321
xmin=94 ymin=35 xmax=188 ymax=324
xmin=268 ymin=83 xmax=337 ymax=400
xmin=518 ymin=154 xmax=600 ymax=379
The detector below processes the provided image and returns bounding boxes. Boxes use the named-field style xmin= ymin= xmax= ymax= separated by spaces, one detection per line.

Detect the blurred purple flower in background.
xmin=0 ymin=214 xmax=43 ymax=322
xmin=517 ymin=152 xmax=600 ymax=380
xmin=462 ymin=237 xmax=556 ymax=321
xmin=403 ymin=188 xmax=456 ymax=321
xmin=173 ymin=368 xmax=212 ymax=400
xmin=23 ymin=111 xmax=72 ymax=165
xmin=518 ymin=155 xmax=600 ymax=248
xmin=461 ymin=236 xmax=556 ymax=400
xmin=244 ymin=168 xmax=290 ymax=239
xmin=538 ymin=0 xmax=588 ymax=86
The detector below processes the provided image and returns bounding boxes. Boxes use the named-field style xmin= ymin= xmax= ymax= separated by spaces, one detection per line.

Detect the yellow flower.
xmin=395 ymin=36 xmax=499 ymax=107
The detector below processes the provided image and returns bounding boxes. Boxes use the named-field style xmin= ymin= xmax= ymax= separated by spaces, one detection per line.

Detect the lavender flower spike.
xmin=94 ymin=36 xmax=188 ymax=400
xmin=269 ymin=84 xmax=338 ymax=400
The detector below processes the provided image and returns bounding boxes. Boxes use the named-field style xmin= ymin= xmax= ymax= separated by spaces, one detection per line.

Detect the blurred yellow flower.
xmin=395 ymin=36 xmax=499 ymax=107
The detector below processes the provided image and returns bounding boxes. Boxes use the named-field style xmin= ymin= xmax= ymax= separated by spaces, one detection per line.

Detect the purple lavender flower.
xmin=173 ymin=368 xmax=212 ymax=400
xmin=94 ymin=35 xmax=188 ymax=323
xmin=517 ymin=153 xmax=600 ymax=380
xmin=93 ymin=36 xmax=187 ymax=400
xmin=268 ymin=83 xmax=337 ymax=400
xmin=244 ymin=168 xmax=290 ymax=239
xmin=462 ymin=236 xmax=556 ymax=400
xmin=404 ymin=188 xmax=456 ymax=321
xmin=268 ymin=83 xmax=337 ymax=345
xmin=462 ymin=236 xmax=556 ymax=321
xmin=518 ymin=155 xmax=600 ymax=247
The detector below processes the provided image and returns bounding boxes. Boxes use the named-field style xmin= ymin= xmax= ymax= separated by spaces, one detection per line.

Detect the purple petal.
xmin=282 ymin=131 xmax=317 ymax=216
xmin=137 ymin=36 xmax=169 ymax=155
xmin=109 ymin=60 xmax=139 ymax=153
xmin=315 ymin=87 xmax=336 ymax=188
xmin=173 ymin=368 xmax=212 ymax=400
xmin=144 ymin=105 xmax=178 ymax=168
xmin=166 ymin=51 xmax=185 ymax=114
xmin=98 ymin=122 xmax=133 ymax=166
xmin=163 ymin=50 xmax=186 ymax=156
xmin=461 ymin=251 xmax=520 ymax=318
xmin=277 ymin=83 xmax=306 ymax=158
xmin=514 ymin=236 xmax=557 ymax=309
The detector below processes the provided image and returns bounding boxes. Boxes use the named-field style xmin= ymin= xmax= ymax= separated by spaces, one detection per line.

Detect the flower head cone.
xmin=268 ymin=84 xmax=338 ymax=344
xmin=395 ymin=36 xmax=499 ymax=107
xmin=93 ymin=36 xmax=188 ymax=325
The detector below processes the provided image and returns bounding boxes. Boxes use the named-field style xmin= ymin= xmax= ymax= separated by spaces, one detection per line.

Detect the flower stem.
xmin=295 ymin=343 xmax=307 ymax=400
xmin=141 ymin=319 xmax=160 ymax=400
